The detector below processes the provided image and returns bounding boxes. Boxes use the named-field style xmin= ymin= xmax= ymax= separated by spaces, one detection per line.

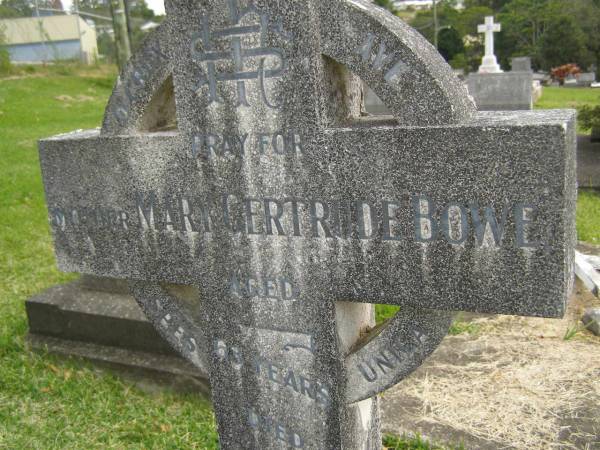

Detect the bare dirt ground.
xmin=382 ymin=279 xmax=600 ymax=450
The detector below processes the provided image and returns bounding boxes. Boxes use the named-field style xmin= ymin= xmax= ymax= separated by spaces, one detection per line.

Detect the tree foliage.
xmin=78 ymin=0 xmax=155 ymax=57
xmin=0 ymin=0 xmax=65 ymax=17
xmin=410 ymin=1 xmax=490 ymax=71
xmin=496 ymin=0 xmax=599 ymax=71
xmin=129 ymin=0 xmax=154 ymax=20
xmin=539 ymin=15 xmax=591 ymax=70
xmin=578 ymin=105 xmax=600 ymax=131
xmin=0 ymin=0 xmax=32 ymax=17
xmin=374 ymin=0 xmax=397 ymax=13
xmin=0 ymin=25 xmax=11 ymax=75
xmin=437 ymin=27 xmax=464 ymax=62
xmin=464 ymin=0 xmax=511 ymax=9
xmin=409 ymin=0 xmax=600 ymax=73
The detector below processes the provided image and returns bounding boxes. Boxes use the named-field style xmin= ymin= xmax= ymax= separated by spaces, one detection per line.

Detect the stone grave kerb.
xmin=38 ymin=0 xmax=577 ymax=448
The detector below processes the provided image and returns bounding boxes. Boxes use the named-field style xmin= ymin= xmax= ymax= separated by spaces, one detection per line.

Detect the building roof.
xmin=0 ymin=15 xmax=93 ymax=45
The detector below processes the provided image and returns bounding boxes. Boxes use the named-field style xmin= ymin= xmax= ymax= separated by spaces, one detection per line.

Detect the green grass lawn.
xmin=535 ymin=86 xmax=600 ymax=135
xmin=0 ymin=66 xmax=599 ymax=449
xmin=578 ymin=189 xmax=600 ymax=244
xmin=0 ymin=67 xmax=217 ymax=449
xmin=535 ymin=86 xmax=600 ymax=110
xmin=534 ymin=87 xmax=600 ymax=244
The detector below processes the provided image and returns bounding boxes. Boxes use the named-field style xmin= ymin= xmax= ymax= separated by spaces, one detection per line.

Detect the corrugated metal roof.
xmin=0 ymin=15 xmax=92 ymax=45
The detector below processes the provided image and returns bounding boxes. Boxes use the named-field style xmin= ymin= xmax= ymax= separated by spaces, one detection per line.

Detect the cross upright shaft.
xmin=478 ymin=15 xmax=501 ymax=58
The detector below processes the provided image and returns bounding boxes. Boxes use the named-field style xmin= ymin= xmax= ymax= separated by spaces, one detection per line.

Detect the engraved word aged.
xmin=229 ymin=272 xmax=300 ymax=301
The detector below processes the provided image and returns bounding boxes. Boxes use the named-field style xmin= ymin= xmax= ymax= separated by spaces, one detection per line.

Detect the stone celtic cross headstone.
xmin=38 ymin=0 xmax=576 ymax=448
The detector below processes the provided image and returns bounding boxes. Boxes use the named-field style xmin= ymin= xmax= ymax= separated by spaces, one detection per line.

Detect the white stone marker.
xmin=477 ymin=16 xmax=502 ymax=74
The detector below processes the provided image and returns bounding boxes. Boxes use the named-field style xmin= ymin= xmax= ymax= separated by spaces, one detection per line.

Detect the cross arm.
xmin=39 ymin=109 xmax=576 ymax=318
xmin=318 ymin=110 xmax=576 ymax=317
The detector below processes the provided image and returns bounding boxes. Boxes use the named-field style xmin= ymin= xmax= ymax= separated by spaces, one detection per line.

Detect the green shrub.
xmin=449 ymin=53 xmax=468 ymax=71
xmin=578 ymin=105 xmax=600 ymax=131
xmin=0 ymin=27 xmax=11 ymax=76
xmin=0 ymin=48 xmax=9 ymax=75
xmin=383 ymin=433 xmax=465 ymax=450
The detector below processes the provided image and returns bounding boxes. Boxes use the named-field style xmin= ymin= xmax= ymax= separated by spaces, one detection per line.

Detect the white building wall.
xmin=0 ymin=15 xmax=98 ymax=64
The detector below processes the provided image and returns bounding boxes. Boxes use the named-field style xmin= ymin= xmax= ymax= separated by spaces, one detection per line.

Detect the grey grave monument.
xmin=577 ymin=72 xmax=597 ymax=87
xmin=564 ymin=74 xmax=578 ymax=87
xmin=37 ymin=0 xmax=577 ymax=448
xmin=467 ymin=16 xmax=534 ymax=111
xmin=511 ymin=56 xmax=532 ymax=73
xmin=509 ymin=57 xmax=543 ymax=103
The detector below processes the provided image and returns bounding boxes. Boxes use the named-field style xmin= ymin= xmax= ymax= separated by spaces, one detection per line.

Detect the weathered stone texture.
xmin=37 ymin=1 xmax=577 ymax=448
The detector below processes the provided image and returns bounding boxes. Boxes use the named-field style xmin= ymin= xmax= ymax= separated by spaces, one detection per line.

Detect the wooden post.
xmin=109 ymin=0 xmax=131 ymax=70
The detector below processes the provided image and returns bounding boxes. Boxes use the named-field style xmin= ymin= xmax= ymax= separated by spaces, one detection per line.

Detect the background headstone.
xmin=511 ymin=56 xmax=541 ymax=102
xmin=468 ymin=21 xmax=535 ymax=110
xmin=576 ymin=252 xmax=600 ymax=299
xmin=564 ymin=75 xmax=578 ymax=87
xmin=582 ymin=308 xmax=600 ymax=335
xmin=577 ymin=72 xmax=597 ymax=87
xmin=467 ymin=72 xmax=533 ymax=110
xmin=511 ymin=57 xmax=532 ymax=73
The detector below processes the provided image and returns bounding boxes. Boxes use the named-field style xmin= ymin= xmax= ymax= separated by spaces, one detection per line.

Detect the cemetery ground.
xmin=0 ymin=65 xmax=599 ymax=449
xmin=535 ymin=88 xmax=600 ymax=136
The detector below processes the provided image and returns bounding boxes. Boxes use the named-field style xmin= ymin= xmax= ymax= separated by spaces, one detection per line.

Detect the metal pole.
xmin=34 ymin=0 xmax=48 ymax=63
xmin=109 ymin=0 xmax=132 ymax=70
xmin=433 ymin=0 xmax=439 ymax=49
xmin=123 ymin=0 xmax=134 ymax=48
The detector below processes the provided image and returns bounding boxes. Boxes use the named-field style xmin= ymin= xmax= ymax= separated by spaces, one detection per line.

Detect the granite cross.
xmin=38 ymin=0 xmax=576 ymax=448
xmin=478 ymin=15 xmax=502 ymax=73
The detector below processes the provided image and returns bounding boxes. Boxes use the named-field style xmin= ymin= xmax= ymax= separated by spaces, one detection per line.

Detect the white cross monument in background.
xmin=478 ymin=15 xmax=503 ymax=73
